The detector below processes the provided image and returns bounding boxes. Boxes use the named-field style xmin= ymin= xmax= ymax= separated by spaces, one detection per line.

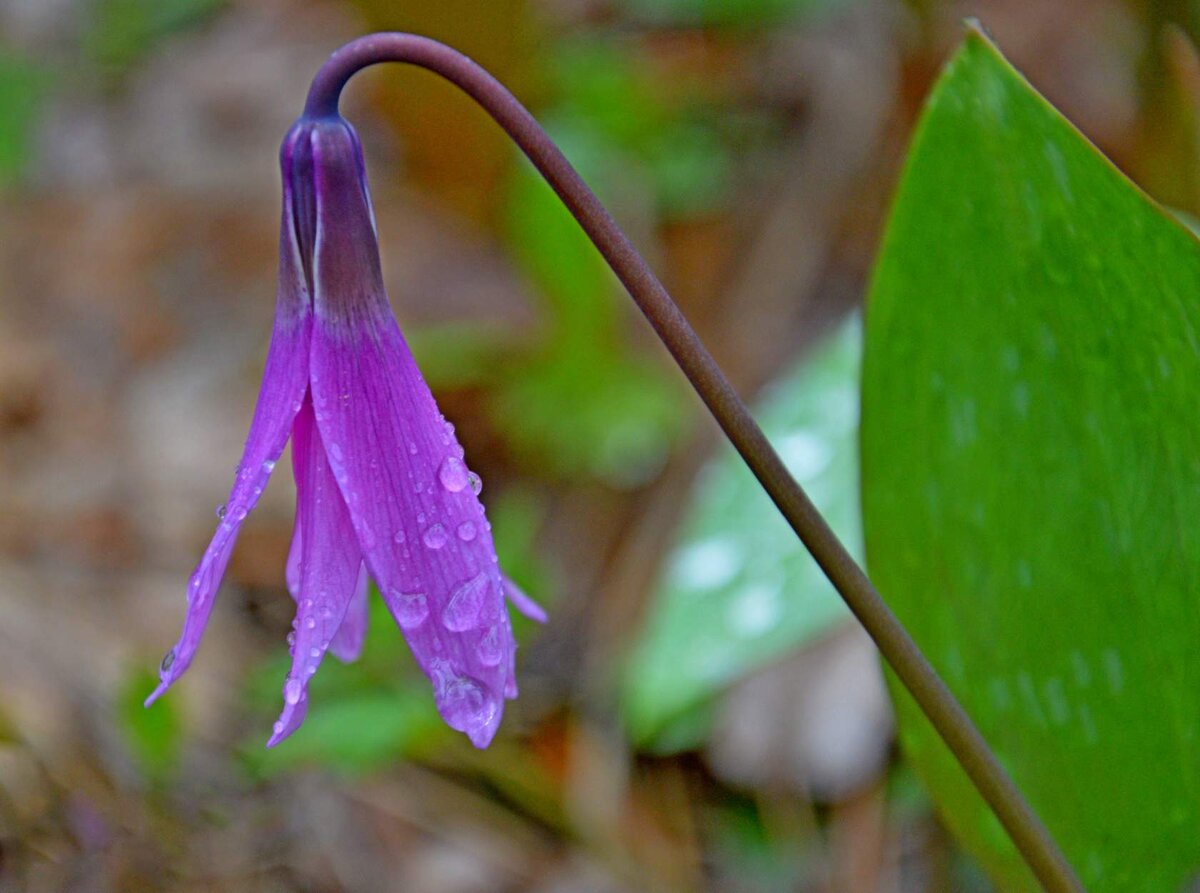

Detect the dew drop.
xmin=305 ymin=617 xmax=316 ymax=630
xmin=417 ymin=512 xmax=426 ymax=525
xmin=284 ymin=677 xmax=303 ymax=705
xmin=309 ymin=647 xmax=321 ymax=659
xmin=233 ymin=505 xmax=248 ymax=522
xmin=423 ymin=523 xmax=448 ymax=550
xmin=438 ymin=673 xmax=497 ymax=740
xmin=438 ymin=456 xmax=469 ymax=493
xmin=393 ymin=530 xmax=406 ymax=544
xmin=273 ymin=720 xmax=284 ymax=735
xmin=160 ymin=648 xmax=176 ymax=673
xmin=262 ymin=459 xmax=276 ymax=473
xmin=408 ymin=441 xmax=418 ymax=455
xmin=477 ymin=625 xmax=504 ymax=666
xmin=286 ymin=631 xmax=296 ymax=648
xmin=443 ymin=572 xmax=489 ymax=631
xmin=216 ymin=504 xmax=227 ymax=520
xmin=392 ymin=590 xmax=429 ymax=628
xmin=467 ymin=471 xmax=483 ymax=496
xmin=457 ymin=521 xmax=477 ymax=542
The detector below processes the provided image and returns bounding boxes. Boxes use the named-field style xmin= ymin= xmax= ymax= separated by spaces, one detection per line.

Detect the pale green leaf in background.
xmin=622 ymin=317 xmax=861 ymax=749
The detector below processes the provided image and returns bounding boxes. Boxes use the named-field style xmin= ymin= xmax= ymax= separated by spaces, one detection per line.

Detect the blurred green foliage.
xmin=617 ymin=0 xmax=852 ymax=28
xmin=622 ymin=317 xmax=860 ymax=751
xmin=85 ymin=0 xmax=225 ymax=73
xmin=490 ymin=38 xmax=728 ymax=486
xmin=862 ymin=28 xmax=1200 ymax=892
xmin=119 ymin=665 xmax=182 ymax=784
xmin=0 ymin=51 xmax=49 ymax=190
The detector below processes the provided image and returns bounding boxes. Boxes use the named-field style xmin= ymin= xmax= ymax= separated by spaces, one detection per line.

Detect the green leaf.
xmin=861 ymin=28 xmax=1200 ymax=892
xmin=622 ymin=318 xmax=860 ymax=750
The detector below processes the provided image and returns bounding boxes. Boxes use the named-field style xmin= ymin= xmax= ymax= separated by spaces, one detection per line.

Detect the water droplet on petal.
xmin=457 ymin=522 xmax=476 ymax=542
xmin=309 ymin=647 xmax=321 ymax=658
xmin=408 ymin=441 xmax=418 ymax=455
xmin=262 ymin=459 xmax=276 ymax=473
xmin=393 ymin=530 xmax=406 ymax=544
xmin=477 ymin=625 xmax=504 ymax=666
xmin=443 ymin=573 xmax=489 ymax=631
xmin=160 ymin=648 xmax=176 ymax=673
xmin=468 ymin=472 xmax=483 ymax=496
xmin=392 ymin=590 xmax=429 ymax=628
xmin=273 ymin=720 xmax=284 ymax=735
xmin=284 ymin=677 xmax=302 ymax=705
xmin=304 ymin=617 xmax=316 ymax=630
xmin=438 ymin=456 xmax=469 ymax=493
xmin=286 ymin=631 xmax=296 ymax=648
xmin=417 ymin=512 xmax=426 ymax=525
xmin=216 ymin=504 xmax=227 ymax=520
xmin=423 ymin=523 xmax=448 ymax=549
xmin=233 ymin=505 xmax=248 ymax=522
xmin=439 ymin=673 xmax=497 ymax=740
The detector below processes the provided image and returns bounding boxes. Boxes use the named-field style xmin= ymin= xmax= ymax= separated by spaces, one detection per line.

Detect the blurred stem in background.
xmin=300 ymin=33 xmax=1084 ymax=893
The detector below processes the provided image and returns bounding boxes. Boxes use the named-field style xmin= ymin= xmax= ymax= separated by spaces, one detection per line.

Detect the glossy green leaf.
xmin=861 ymin=28 xmax=1200 ymax=892
xmin=622 ymin=318 xmax=860 ymax=749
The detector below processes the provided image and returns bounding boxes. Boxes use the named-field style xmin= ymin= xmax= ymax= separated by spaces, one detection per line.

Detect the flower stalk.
xmin=303 ymin=33 xmax=1084 ymax=893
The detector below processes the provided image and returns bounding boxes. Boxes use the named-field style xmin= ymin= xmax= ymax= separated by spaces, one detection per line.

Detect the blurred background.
xmin=0 ymin=0 xmax=1196 ymax=890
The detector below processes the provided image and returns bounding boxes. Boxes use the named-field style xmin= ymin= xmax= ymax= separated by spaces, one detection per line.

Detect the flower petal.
xmin=146 ymin=175 xmax=311 ymax=705
xmin=328 ymin=563 xmax=369 ymax=663
xmin=268 ymin=396 xmax=364 ymax=747
xmin=502 ymin=576 xmax=548 ymax=624
xmin=286 ymin=504 xmax=367 ymax=664
xmin=306 ymin=119 xmax=517 ymax=748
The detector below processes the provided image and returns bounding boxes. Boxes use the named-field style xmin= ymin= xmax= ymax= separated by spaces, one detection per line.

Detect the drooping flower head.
xmin=147 ymin=114 xmax=544 ymax=748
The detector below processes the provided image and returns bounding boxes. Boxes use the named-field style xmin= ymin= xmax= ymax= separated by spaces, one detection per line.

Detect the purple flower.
xmin=147 ymin=115 xmax=545 ymax=749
